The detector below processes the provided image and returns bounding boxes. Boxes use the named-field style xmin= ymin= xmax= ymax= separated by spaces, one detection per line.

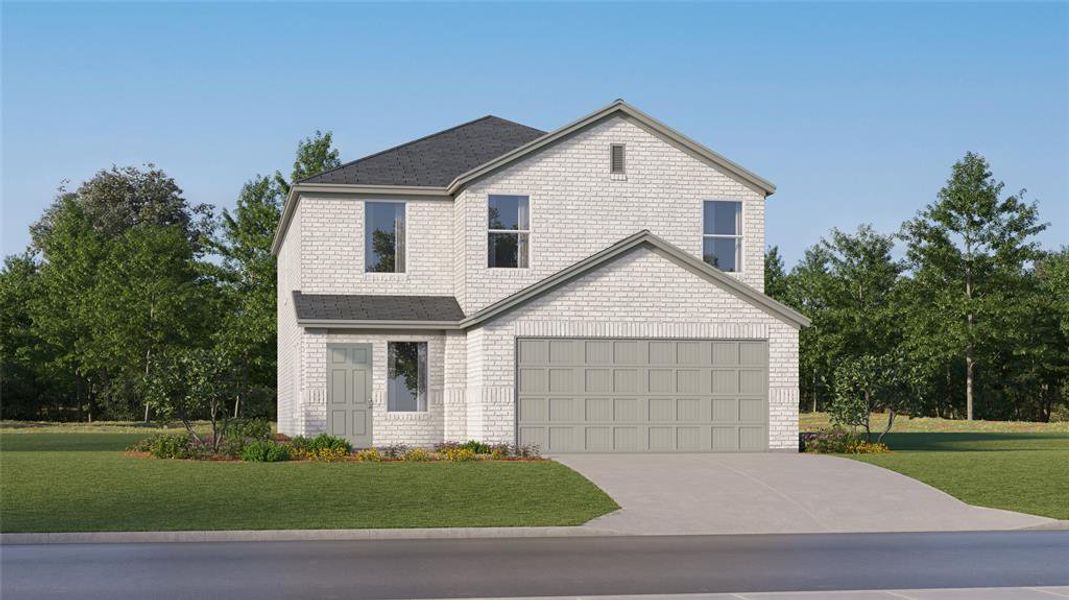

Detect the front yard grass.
xmin=0 ymin=432 xmax=618 ymax=533
xmin=800 ymin=412 xmax=1069 ymax=521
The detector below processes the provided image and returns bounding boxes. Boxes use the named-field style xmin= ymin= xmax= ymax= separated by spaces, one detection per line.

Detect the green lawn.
xmin=0 ymin=432 xmax=618 ymax=533
xmin=800 ymin=413 xmax=1069 ymax=521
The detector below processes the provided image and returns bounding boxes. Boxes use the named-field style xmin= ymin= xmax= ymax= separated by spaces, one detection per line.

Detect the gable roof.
xmin=445 ymin=99 xmax=775 ymax=195
xmin=300 ymin=116 xmax=546 ymax=188
xmin=294 ymin=292 xmax=464 ymax=327
xmin=461 ymin=230 xmax=809 ymax=329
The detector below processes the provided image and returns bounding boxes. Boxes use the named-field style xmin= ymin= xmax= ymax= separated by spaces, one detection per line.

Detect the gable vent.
xmin=610 ymin=144 xmax=625 ymax=174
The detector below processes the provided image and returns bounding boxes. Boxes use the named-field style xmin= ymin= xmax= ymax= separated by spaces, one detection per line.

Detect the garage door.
xmin=516 ymin=338 xmax=768 ymax=453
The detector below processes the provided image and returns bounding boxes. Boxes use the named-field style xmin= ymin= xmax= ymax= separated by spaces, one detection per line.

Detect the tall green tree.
xmin=764 ymin=245 xmax=791 ymax=301
xmin=86 ymin=224 xmax=217 ymax=419
xmin=213 ymin=131 xmax=342 ymax=417
xmin=900 ymin=152 xmax=1046 ymax=419
xmin=31 ymin=165 xmax=212 ymax=253
xmin=273 ymin=130 xmax=342 ymax=197
xmin=789 ymin=225 xmax=902 ymax=411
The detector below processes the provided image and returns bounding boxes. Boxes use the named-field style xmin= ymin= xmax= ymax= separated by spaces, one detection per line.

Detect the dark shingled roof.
xmin=294 ymin=292 xmax=465 ymax=323
xmin=300 ymin=116 xmax=546 ymax=187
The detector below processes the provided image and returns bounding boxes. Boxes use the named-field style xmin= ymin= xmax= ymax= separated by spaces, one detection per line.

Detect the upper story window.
xmin=702 ymin=200 xmax=742 ymax=273
xmin=488 ymin=195 xmax=529 ymax=268
xmin=610 ymin=144 xmax=625 ymax=174
xmin=387 ymin=341 xmax=427 ymax=412
xmin=365 ymin=202 xmax=406 ymax=273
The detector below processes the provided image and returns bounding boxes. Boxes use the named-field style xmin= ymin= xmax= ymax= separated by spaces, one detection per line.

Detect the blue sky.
xmin=3 ymin=2 xmax=1066 ymax=265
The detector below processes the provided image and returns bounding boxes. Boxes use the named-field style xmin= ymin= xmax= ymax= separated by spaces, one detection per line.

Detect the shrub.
xmin=458 ymin=440 xmax=492 ymax=454
xmin=241 ymin=440 xmax=291 ymax=462
xmin=802 ymin=428 xmax=890 ymax=454
xmin=130 ymin=433 xmax=195 ymax=459
xmin=380 ymin=444 xmax=408 ymax=459
xmin=308 ymin=433 xmax=352 ymax=453
xmin=354 ymin=448 xmax=382 ymax=462
xmin=442 ymin=447 xmax=478 ymax=462
xmin=226 ymin=418 xmax=272 ymax=442
xmin=402 ymin=447 xmax=431 ymax=462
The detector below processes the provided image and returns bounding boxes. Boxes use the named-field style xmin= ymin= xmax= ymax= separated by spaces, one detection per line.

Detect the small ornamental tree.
xmin=831 ymin=351 xmax=924 ymax=442
xmin=145 ymin=347 xmax=239 ymax=451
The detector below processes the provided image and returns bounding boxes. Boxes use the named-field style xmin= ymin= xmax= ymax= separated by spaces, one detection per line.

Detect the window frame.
xmin=364 ymin=200 xmax=408 ymax=274
xmin=487 ymin=194 xmax=531 ymax=269
xmin=701 ymin=199 xmax=744 ymax=274
xmin=386 ymin=340 xmax=428 ymax=413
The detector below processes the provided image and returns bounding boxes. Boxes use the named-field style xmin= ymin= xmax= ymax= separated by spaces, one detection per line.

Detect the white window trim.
xmin=702 ymin=199 xmax=744 ymax=274
xmin=364 ymin=199 xmax=408 ymax=275
xmin=487 ymin=193 xmax=531 ymax=270
xmin=386 ymin=340 xmax=428 ymax=413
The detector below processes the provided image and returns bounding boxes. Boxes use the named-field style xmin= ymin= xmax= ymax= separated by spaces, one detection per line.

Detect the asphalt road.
xmin=3 ymin=531 xmax=1068 ymax=600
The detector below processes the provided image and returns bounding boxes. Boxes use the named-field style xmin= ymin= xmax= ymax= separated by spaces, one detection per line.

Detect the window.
xmin=702 ymin=200 xmax=742 ymax=272
xmin=610 ymin=144 xmax=625 ymax=174
xmin=365 ymin=202 xmax=406 ymax=273
xmin=488 ymin=195 xmax=529 ymax=268
xmin=387 ymin=342 xmax=427 ymax=412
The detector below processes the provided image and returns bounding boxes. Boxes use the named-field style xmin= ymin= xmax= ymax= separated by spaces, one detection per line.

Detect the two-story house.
xmin=273 ymin=100 xmax=809 ymax=453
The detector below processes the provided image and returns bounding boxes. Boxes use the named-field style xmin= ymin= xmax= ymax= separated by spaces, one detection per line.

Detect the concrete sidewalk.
xmin=556 ymin=453 xmax=1055 ymax=535
xmin=446 ymin=588 xmax=1069 ymax=600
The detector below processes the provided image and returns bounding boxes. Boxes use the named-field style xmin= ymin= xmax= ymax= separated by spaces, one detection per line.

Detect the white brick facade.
xmin=456 ymin=115 xmax=766 ymax=314
xmin=276 ymin=110 xmax=800 ymax=451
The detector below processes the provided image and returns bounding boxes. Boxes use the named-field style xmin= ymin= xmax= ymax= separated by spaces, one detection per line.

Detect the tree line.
xmin=2 ymin=146 xmax=1065 ymax=425
xmin=765 ymin=152 xmax=1068 ymax=429
xmin=0 ymin=132 xmax=342 ymax=421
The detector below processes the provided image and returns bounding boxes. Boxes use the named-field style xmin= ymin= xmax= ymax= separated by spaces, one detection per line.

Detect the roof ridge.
xmin=297 ymin=115 xmax=546 ymax=185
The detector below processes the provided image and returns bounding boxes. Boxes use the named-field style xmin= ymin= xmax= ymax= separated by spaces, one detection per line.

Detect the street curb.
xmin=0 ymin=526 xmax=622 ymax=545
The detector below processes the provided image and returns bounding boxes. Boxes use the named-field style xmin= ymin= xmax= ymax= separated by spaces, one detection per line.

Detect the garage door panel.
xmin=712 ymin=342 xmax=739 ymax=366
xmin=739 ymin=370 xmax=766 ymax=395
xmin=649 ymin=398 xmax=674 ymax=421
xmin=519 ymin=397 xmax=546 ymax=421
xmin=711 ymin=426 xmax=738 ymax=450
xmin=585 ymin=398 xmax=612 ymax=421
xmin=649 ymin=369 xmax=673 ymax=393
xmin=518 ymin=338 xmax=768 ymax=453
xmin=586 ymin=427 xmax=612 ymax=451
xmin=712 ymin=398 xmax=738 ymax=422
xmin=585 ymin=369 xmax=612 ymax=392
xmin=614 ymin=341 xmax=640 ymax=364
xmin=518 ymin=426 xmax=545 ymax=448
xmin=548 ymin=368 xmax=573 ymax=392
xmin=548 ymin=340 xmax=575 ymax=364
xmin=585 ymin=341 xmax=612 ymax=364
xmin=676 ymin=369 xmax=705 ymax=393
xmin=613 ymin=369 xmax=638 ymax=393
xmin=614 ymin=398 xmax=639 ymax=422
xmin=614 ymin=427 xmax=639 ymax=451
xmin=739 ymin=427 xmax=766 ymax=450
xmin=519 ymin=368 xmax=547 ymax=393
xmin=739 ymin=398 xmax=765 ymax=422
xmin=676 ymin=398 xmax=702 ymax=421
xmin=739 ymin=342 xmax=767 ymax=366
xmin=711 ymin=370 xmax=739 ymax=394
xmin=548 ymin=427 xmax=574 ymax=451
xmin=518 ymin=340 xmax=548 ymax=364
xmin=548 ymin=398 xmax=575 ymax=422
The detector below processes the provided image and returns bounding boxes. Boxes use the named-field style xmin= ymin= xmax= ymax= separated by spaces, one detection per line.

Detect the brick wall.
xmin=455 ymin=114 xmax=767 ymax=315
xmin=469 ymin=246 xmax=799 ymax=450
xmin=296 ymin=329 xmax=458 ymax=447
xmin=298 ymin=193 xmax=454 ymax=296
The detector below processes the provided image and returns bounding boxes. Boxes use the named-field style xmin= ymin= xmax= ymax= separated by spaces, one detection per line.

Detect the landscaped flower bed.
xmin=800 ymin=428 xmax=890 ymax=454
xmin=126 ymin=426 xmax=541 ymax=463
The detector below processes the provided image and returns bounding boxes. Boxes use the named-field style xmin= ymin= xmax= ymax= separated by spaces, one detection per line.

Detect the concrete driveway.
xmin=555 ymin=453 xmax=1055 ymax=535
